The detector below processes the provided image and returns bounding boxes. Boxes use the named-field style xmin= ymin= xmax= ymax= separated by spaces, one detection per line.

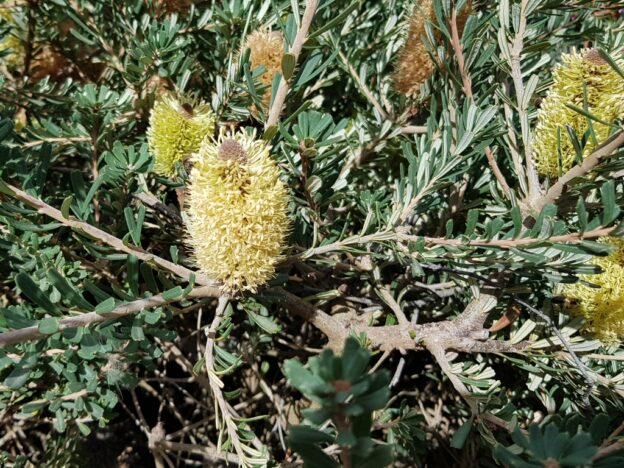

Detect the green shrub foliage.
xmin=1 ymin=0 xmax=624 ymax=466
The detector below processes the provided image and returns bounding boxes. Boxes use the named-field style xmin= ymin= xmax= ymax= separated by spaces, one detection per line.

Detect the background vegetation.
xmin=1 ymin=0 xmax=623 ymax=466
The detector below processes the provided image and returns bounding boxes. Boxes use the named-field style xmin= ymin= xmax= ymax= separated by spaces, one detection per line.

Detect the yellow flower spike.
xmin=147 ymin=94 xmax=216 ymax=177
xmin=0 ymin=9 xmax=25 ymax=72
xmin=393 ymin=1 xmax=471 ymax=96
xmin=244 ymin=30 xmax=285 ymax=113
xmin=533 ymin=48 xmax=624 ymax=178
xmin=564 ymin=237 xmax=624 ymax=342
xmin=186 ymin=131 xmax=290 ymax=292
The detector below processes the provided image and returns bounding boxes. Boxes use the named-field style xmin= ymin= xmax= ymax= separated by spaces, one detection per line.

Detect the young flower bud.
xmin=533 ymin=49 xmax=624 ymax=177
xmin=186 ymin=131 xmax=290 ymax=292
xmin=147 ymin=94 xmax=216 ymax=177
xmin=393 ymin=1 xmax=471 ymax=96
xmin=563 ymin=237 xmax=624 ymax=342
xmin=244 ymin=30 xmax=284 ymax=113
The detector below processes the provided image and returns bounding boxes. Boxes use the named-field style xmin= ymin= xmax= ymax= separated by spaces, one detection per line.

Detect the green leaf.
xmin=356 ymin=445 xmax=394 ymax=468
xmin=126 ymin=255 xmax=140 ymax=297
xmin=308 ymin=1 xmax=359 ymax=39
xmin=450 ymin=418 xmax=473 ymax=449
xmin=38 ymin=317 xmax=59 ymax=335
xmin=288 ymin=425 xmax=334 ymax=445
xmin=245 ymin=308 xmax=281 ymax=334
xmin=46 ymin=268 xmax=94 ymax=311
xmin=600 ymin=180 xmax=619 ymax=225
xmin=283 ymin=359 xmax=327 ymax=398
xmin=61 ymin=195 xmax=73 ymax=219
xmin=162 ymin=286 xmax=183 ymax=300
xmin=131 ymin=318 xmax=145 ymax=341
xmin=3 ymin=353 xmax=37 ymax=389
xmin=288 ymin=440 xmax=338 ymax=468
xmin=76 ymin=421 xmax=91 ymax=436
xmin=598 ymin=48 xmax=624 ymax=80
xmin=95 ymin=297 xmax=117 ymax=314
xmin=281 ymin=53 xmax=296 ymax=80
xmin=342 ymin=338 xmax=370 ymax=381
xmin=124 ymin=206 xmax=144 ymax=246
xmin=0 ymin=118 xmax=14 ymax=141
xmin=15 ymin=273 xmax=61 ymax=314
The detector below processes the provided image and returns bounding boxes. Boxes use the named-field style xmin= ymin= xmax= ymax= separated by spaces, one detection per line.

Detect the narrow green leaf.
xmin=600 ymin=180 xmax=619 ymax=225
xmin=450 ymin=418 xmax=473 ymax=449
xmin=598 ymin=48 xmax=624 ymax=80
xmin=46 ymin=269 xmax=94 ymax=311
xmin=162 ymin=286 xmax=183 ymax=300
xmin=246 ymin=309 xmax=281 ymax=334
xmin=281 ymin=53 xmax=296 ymax=80
xmin=15 ymin=273 xmax=61 ymax=314
xmin=126 ymin=255 xmax=140 ymax=297
xmin=61 ymin=195 xmax=73 ymax=219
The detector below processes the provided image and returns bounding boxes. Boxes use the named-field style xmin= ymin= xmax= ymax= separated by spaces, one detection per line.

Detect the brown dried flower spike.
xmin=244 ymin=30 xmax=285 ymax=112
xmin=393 ymin=1 xmax=471 ymax=96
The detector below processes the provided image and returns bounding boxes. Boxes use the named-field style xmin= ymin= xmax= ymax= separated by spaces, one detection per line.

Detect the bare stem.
xmin=509 ymin=0 xmax=541 ymax=205
xmin=265 ymin=0 xmax=320 ymax=130
xmin=0 ymin=285 xmax=221 ymax=348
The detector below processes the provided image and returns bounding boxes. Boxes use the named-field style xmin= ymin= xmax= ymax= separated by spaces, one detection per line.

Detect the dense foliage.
xmin=1 ymin=0 xmax=624 ymax=466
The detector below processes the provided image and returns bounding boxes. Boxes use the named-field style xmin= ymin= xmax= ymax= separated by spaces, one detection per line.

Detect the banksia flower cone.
xmin=186 ymin=131 xmax=290 ymax=292
xmin=533 ymin=49 xmax=624 ymax=178
xmin=393 ymin=1 xmax=471 ymax=96
xmin=244 ymin=30 xmax=284 ymax=113
xmin=0 ymin=10 xmax=25 ymax=71
xmin=564 ymin=237 xmax=624 ymax=342
xmin=147 ymin=94 xmax=216 ymax=177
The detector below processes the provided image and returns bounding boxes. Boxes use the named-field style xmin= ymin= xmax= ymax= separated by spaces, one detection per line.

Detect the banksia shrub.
xmin=4 ymin=2 xmax=624 ymax=467
xmin=244 ymin=29 xmax=284 ymax=112
xmin=147 ymin=94 xmax=216 ymax=177
xmin=533 ymin=48 xmax=624 ymax=177
xmin=564 ymin=237 xmax=624 ymax=342
xmin=185 ymin=131 xmax=289 ymax=292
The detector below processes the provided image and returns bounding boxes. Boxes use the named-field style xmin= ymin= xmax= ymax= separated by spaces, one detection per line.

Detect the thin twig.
xmin=338 ymin=49 xmax=389 ymax=120
xmin=0 ymin=285 xmax=220 ymax=347
xmin=449 ymin=8 xmax=472 ymax=99
xmin=20 ymin=136 xmax=91 ymax=149
xmin=509 ymin=0 xmax=541 ymax=205
xmin=449 ymin=7 xmax=511 ymax=198
xmin=0 ymin=181 xmax=217 ymax=286
xmin=513 ymin=298 xmax=596 ymax=405
xmin=377 ymin=287 xmax=410 ymax=329
xmin=294 ymin=224 xmax=616 ymax=260
xmin=203 ymin=296 xmax=266 ymax=466
xmin=265 ymin=0 xmax=320 ymax=129
xmin=134 ymin=191 xmax=184 ymax=224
